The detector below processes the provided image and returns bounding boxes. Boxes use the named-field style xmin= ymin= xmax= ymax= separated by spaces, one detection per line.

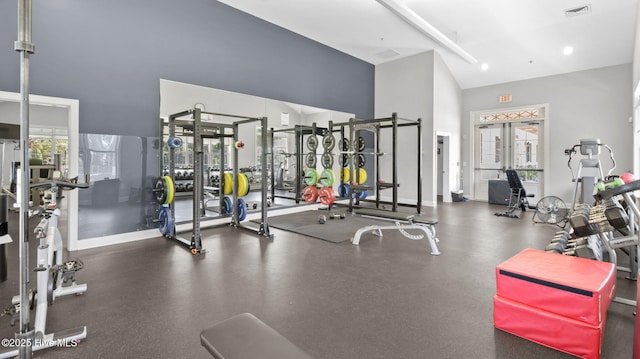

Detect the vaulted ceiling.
xmin=218 ymin=0 xmax=638 ymax=89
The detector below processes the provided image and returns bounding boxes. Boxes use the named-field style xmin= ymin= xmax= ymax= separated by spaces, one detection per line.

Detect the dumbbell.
xmin=596 ymin=177 xmax=624 ymax=192
xmin=318 ymin=215 xmax=327 ymax=224
xmin=185 ymin=183 xmax=193 ymax=191
xmin=604 ymin=199 xmax=630 ymax=234
xmin=328 ymin=213 xmax=346 ymax=220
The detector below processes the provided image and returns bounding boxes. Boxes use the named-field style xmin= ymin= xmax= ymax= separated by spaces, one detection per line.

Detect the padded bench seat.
xmin=200 ymin=313 xmax=314 ymax=359
xmin=411 ymin=216 xmax=439 ymax=225
xmin=355 ymin=208 xmax=414 ymax=221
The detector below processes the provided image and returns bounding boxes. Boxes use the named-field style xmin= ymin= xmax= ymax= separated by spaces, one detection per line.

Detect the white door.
xmin=473 ymin=121 xmax=544 ymax=201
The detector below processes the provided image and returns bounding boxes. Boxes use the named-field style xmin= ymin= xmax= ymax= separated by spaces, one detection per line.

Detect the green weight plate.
xmin=319 ymin=169 xmax=335 ymax=187
xmin=304 ymin=168 xmax=319 ymax=186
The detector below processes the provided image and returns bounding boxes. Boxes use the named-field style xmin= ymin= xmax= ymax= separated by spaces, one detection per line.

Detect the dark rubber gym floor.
xmin=0 ymin=200 xmax=635 ymax=358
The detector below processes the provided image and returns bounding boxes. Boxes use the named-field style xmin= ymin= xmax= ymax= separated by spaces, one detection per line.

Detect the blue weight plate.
xmin=237 ymin=198 xmax=247 ymax=221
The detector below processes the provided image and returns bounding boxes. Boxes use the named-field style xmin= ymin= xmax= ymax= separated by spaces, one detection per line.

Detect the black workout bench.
xmin=352 ymin=208 xmax=440 ymax=255
xmin=200 ymin=313 xmax=314 ymax=359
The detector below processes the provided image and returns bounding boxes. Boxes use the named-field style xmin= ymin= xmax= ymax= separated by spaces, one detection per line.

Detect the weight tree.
xmin=334 ymin=113 xmax=422 ymax=213
xmin=163 ymin=108 xmax=271 ymax=254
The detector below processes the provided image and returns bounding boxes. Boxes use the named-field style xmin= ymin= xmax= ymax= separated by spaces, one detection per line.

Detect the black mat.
xmin=258 ymin=210 xmax=384 ymax=244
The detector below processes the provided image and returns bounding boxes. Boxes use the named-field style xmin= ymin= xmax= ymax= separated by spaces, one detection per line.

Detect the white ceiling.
xmin=218 ymin=0 xmax=639 ymax=89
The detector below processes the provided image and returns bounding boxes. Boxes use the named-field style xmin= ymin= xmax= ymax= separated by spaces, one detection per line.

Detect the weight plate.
xmin=223 ymin=196 xmax=232 ymax=214
xmin=319 ymin=169 xmax=335 ymax=187
xmin=237 ymin=173 xmax=249 ymax=197
xmin=306 ymin=152 xmax=317 ymax=168
xmin=155 ymin=177 xmax=167 ymax=204
xmin=357 ymin=154 xmax=366 ymax=168
xmin=357 ymin=168 xmax=368 ymax=184
xmin=359 ymin=190 xmax=368 ymax=200
xmin=223 ymin=172 xmax=233 ymax=195
xmin=306 ymin=135 xmax=318 ymax=151
xmin=303 ymin=185 xmax=319 ymax=203
xmin=342 ymin=168 xmax=350 ymax=183
xmin=322 ymin=133 xmax=336 ymax=151
xmin=357 ymin=136 xmax=366 ymax=151
xmin=338 ymin=183 xmax=350 ymax=198
xmin=321 ymin=153 xmax=334 ymax=168
xmin=158 ymin=206 xmax=173 ymax=236
xmin=167 ymin=136 xmax=183 ymax=149
xmin=163 ymin=176 xmax=175 ymax=204
xmin=341 ymin=138 xmax=350 ymax=151
xmin=237 ymin=198 xmax=247 ymax=221
xmin=341 ymin=154 xmax=350 ymax=168
xmin=319 ymin=187 xmax=336 ymax=205
xmin=304 ymin=168 xmax=319 ymax=186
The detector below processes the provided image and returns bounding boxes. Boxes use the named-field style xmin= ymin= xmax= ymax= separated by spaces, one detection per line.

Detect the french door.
xmin=473 ymin=120 xmax=543 ymax=201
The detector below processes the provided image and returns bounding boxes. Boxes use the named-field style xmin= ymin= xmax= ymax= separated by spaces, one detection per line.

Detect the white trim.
xmin=0 ymin=91 xmax=80 ymax=251
xmin=74 ymin=202 xmax=327 ymax=250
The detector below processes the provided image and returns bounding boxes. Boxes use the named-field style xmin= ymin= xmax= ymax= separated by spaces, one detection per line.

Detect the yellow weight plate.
xmin=163 ymin=176 xmax=175 ymax=204
xmin=358 ymin=168 xmax=367 ymax=184
xmin=342 ymin=168 xmax=350 ymax=182
xmin=238 ymin=173 xmax=249 ymax=197
xmin=223 ymin=172 xmax=233 ymax=195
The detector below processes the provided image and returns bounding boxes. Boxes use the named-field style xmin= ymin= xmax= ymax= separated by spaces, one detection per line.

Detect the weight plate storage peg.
xmin=307 ymin=135 xmax=318 ymax=151
xmin=304 ymin=168 xmax=319 ymax=186
xmin=237 ymin=198 xmax=247 ymax=221
xmin=319 ymin=187 xmax=336 ymax=205
xmin=321 ymin=152 xmax=334 ymax=168
xmin=157 ymin=206 xmax=173 ymax=236
xmin=303 ymin=186 xmax=319 ymax=202
xmin=306 ymin=152 xmax=317 ymax=168
xmin=322 ymin=133 xmax=336 ymax=151
xmin=319 ymin=169 xmax=335 ymax=187
xmin=167 ymin=136 xmax=183 ymax=149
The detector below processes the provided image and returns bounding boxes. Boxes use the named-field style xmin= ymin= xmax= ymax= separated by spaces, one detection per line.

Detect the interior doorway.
xmin=0 ymin=91 xmax=80 ymax=250
xmin=436 ymin=132 xmax=451 ymax=203
xmin=471 ymin=106 xmax=546 ymax=202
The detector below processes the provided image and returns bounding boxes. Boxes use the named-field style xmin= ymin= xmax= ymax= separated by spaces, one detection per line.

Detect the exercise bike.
xmin=0 ymin=175 xmax=89 ymax=358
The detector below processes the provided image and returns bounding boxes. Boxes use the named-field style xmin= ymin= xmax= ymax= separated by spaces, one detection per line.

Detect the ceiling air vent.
xmin=376 ymin=49 xmax=400 ymax=60
xmin=564 ymin=4 xmax=591 ymax=18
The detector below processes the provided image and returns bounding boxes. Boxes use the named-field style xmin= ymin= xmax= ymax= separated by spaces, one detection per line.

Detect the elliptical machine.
xmin=565 ymin=138 xmax=616 ymax=211
xmin=0 ymin=175 xmax=89 ymax=358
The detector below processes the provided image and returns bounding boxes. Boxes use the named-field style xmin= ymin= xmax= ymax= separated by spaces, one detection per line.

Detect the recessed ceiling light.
xmin=481 ymin=63 xmax=489 ymax=71
xmin=563 ymin=46 xmax=574 ymax=55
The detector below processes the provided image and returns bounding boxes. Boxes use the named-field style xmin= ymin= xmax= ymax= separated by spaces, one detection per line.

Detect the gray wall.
xmin=0 ymin=0 xmax=374 ymax=138
xmin=0 ymin=0 xmax=374 ymax=240
xmin=462 ymin=64 xmax=633 ymax=204
xmin=375 ymin=51 xmax=463 ymax=207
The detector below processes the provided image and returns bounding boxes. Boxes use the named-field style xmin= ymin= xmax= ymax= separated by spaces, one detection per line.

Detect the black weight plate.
xmin=306 ymin=152 xmax=317 ymax=168
xmin=321 ymin=152 xmax=334 ymax=168
xmin=306 ymin=135 xmax=318 ymax=151
xmin=358 ymin=154 xmax=366 ymax=168
xmin=341 ymin=138 xmax=350 ymax=151
xmin=155 ymin=177 xmax=167 ymax=204
xmin=322 ymin=133 xmax=336 ymax=151
xmin=341 ymin=154 xmax=350 ymax=168
xmin=357 ymin=136 xmax=366 ymax=151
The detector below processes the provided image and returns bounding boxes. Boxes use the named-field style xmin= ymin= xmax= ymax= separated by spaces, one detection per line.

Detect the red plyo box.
xmin=496 ymin=248 xmax=615 ymax=325
xmin=494 ymin=295 xmax=605 ymax=359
